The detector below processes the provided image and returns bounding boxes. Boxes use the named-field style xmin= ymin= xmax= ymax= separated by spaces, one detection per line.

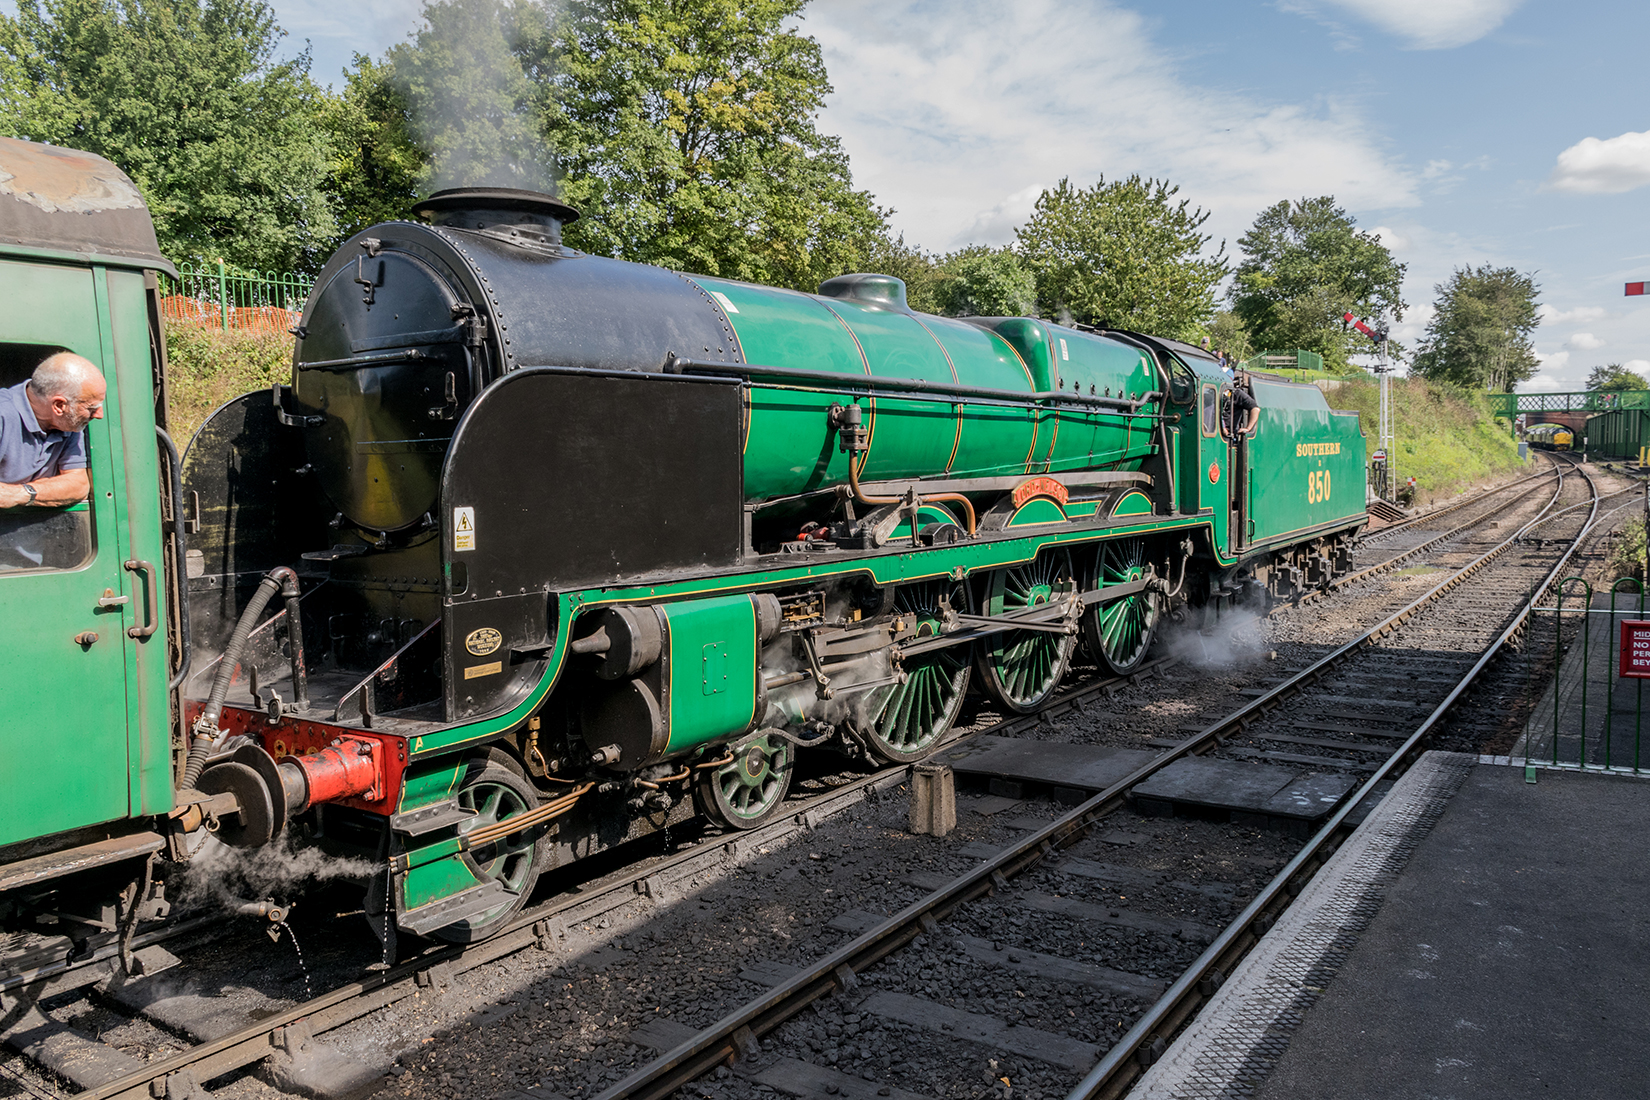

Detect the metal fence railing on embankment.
xmin=1516 ymin=577 xmax=1650 ymax=774
xmin=158 ymin=261 xmax=312 ymax=338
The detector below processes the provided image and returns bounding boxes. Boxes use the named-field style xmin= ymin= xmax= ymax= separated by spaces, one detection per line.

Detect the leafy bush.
xmin=166 ymin=326 xmax=292 ymax=446
xmin=1321 ymin=376 xmax=1524 ymax=504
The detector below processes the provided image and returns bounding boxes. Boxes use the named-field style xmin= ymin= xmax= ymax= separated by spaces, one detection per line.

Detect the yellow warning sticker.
xmin=464 ymin=661 xmax=502 ymax=679
xmin=453 ymin=506 xmax=476 ymax=551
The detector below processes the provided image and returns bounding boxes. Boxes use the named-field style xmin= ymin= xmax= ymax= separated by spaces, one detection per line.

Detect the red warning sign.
xmin=1620 ymin=620 xmax=1650 ymax=678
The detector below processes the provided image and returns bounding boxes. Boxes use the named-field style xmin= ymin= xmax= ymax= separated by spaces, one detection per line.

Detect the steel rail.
xmin=1066 ymin=456 xmax=1602 ymax=1099
xmin=589 ymin=461 xmax=1586 ymax=1100
xmin=1294 ymin=457 xmax=1562 ymax=607
xmin=1360 ymin=464 xmax=1558 ymax=545
xmin=39 ymin=653 xmax=1176 ymax=1100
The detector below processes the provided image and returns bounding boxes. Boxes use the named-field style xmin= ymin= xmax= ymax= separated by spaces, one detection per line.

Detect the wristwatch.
xmin=22 ymin=484 xmax=36 ymax=505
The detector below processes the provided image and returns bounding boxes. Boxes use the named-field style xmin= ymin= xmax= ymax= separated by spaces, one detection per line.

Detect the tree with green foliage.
xmin=323 ymin=53 xmax=427 ymax=241
xmin=0 ymin=0 xmax=338 ymax=272
xmin=1228 ymin=197 xmax=1405 ymax=372
xmin=1586 ymin=363 xmax=1646 ymax=391
xmin=1411 ymin=265 xmax=1540 ymax=393
xmin=542 ymin=0 xmax=885 ymax=290
xmin=386 ymin=0 xmax=555 ymax=192
xmin=1204 ymin=311 xmax=1253 ymax=363
xmin=930 ymin=246 xmax=1035 ymax=318
xmin=1013 ymin=176 xmax=1225 ymax=339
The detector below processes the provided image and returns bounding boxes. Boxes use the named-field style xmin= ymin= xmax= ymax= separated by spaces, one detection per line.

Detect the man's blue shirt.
xmin=0 ymin=380 xmax=87 ymax=483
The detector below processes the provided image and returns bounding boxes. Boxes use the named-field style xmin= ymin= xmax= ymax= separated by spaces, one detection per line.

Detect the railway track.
xmin=0 ymin=460 xmax=1611 ymax=1100
xmin=570 ymin=457 xmax=1603 ymax=1100
xmin=0 ymin=655 xmax=1189 ymax=1100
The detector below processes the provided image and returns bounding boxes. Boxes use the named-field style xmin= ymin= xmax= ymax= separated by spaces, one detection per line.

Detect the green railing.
xmin=1241 ymin=349 xmax=1325 ymax=377
xmin=158 ymin=260 xmax=313 ymax=337
xmin=1487 ymin=390 xmax=1650 ymax=418
xmin=1523 ymin=577 xmax=1650 ymax=774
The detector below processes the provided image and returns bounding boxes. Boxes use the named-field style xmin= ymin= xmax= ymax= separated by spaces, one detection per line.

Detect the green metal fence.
xmin=1520 ymin=577 xmax=1650 ymax=774
xmin=1242 ymin=349 xmax=1326 ymax=377
xmin=158 ymin=260 xmax=312 ymax=338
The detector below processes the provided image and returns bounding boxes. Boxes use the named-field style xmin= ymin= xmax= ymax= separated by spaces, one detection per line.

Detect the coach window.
xmin=1200 ymin=384 xmax=1218 ymax=437
xmin=0 ymin=342 xmax=95 ymax=574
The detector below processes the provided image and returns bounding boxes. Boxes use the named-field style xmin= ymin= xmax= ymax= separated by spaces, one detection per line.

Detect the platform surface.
xmin=1136 ymin=753 xmax=1650 ymax=1099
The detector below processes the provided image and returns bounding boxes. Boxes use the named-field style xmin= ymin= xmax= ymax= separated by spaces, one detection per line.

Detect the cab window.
xmin=1200 ymin=384 xmax=1218 ymax=437
xmin=0 ymin=342 xmax=95 ymax=574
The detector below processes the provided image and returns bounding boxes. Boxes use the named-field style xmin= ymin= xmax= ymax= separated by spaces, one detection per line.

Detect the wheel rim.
xmin=458 ymin=780 xmax=537 ymax=897
xmin=707 ymin=735 xmax=792 ymax=826
xmin=978 ymin=552 xmax=1076 ymax=712
xmin=1087 ymin=538 xmax=1160 ymax=675
xmin=864 ymin=580 xmax=971 ymax=761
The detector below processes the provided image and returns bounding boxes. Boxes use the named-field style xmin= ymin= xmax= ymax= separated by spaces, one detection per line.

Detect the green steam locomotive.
xmin=0 ymin=139 xmax=1366 ymax=946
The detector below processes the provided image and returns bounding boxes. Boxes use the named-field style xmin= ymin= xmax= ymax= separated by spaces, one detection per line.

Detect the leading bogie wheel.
xmin=1084 ymin=538 xmax=1161 ymax=676
xmin=975 ymin=551 xmax=1078 ymax=713
xmin=857 ymin=578 xmax=973 ymax=762
xmin=696 ymin=734 xmax=793 ymax=830
xmin=430 ymin=750 xmax=544 ymax=944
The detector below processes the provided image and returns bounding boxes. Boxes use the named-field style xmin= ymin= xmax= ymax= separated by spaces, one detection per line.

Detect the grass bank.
xmin=166 ymin=327 xmax=292 ymax=445
xmin=1319 ymin=376 xmax=1524 ymax=505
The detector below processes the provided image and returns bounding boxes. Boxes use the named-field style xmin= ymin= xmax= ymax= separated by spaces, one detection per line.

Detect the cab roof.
xmin=0 ymin=136 xmax=173 ymax=275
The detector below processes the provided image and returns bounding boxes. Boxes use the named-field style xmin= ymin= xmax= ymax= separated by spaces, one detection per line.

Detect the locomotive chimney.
xmin=412 ymin=186 xmax=580 ymax=247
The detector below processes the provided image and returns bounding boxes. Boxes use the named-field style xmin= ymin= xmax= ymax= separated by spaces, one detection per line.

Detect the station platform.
xmin=1132 ymin=751 xmax=1650 ymax=1099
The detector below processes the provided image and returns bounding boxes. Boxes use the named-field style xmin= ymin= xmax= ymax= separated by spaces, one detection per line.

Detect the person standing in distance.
xmin=0 ymin=352 xmax=105 ymax=509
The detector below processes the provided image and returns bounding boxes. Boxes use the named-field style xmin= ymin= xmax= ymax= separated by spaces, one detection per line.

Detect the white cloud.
xmin=810 ymin=0 xmax=1418 ymax=250
xmin=1628 ymin=359 xmax=1650 ymax=377
xmin=1369 ymin=225 xmax=1409 ymax=250
xmin=1536 ymin=349 xmax=1571 ymax=371
xmin=1545 ymin=130 xmax=1650 ymax=195
xmin=1567 ymin=332 xmax=1605 ymax=350
xmin=1280 ymin=0 xmax=1523 ymax=49
xmin=1538 ymin=304 xmax=1608 ymax=325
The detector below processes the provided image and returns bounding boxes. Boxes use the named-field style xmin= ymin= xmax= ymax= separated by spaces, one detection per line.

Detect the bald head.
xmin=28 ymin=353 xmax=106 ymax=432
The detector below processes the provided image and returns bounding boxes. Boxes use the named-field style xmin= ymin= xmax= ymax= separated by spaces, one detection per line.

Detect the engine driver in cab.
xmin=1223 ymin=370 xmax=1260 ymax=439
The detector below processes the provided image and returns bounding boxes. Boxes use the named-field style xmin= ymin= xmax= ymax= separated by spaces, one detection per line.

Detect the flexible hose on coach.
xmin=178 ymin=566 xmax=301 ymax=791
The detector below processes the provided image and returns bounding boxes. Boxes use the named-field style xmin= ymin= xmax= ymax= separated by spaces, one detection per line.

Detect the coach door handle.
xmin=123 ymin=560 xmax=159 ymax=638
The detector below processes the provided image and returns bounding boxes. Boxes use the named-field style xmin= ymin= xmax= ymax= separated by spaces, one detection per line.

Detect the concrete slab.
xmin=1130 ymin=756 xmax=1300 ymax=814
xmin=860 ymin=990 xmax=1099 ymax=1071
xmin=935 ymin=736 xmax=1156 ymax=793
xmin=748 ymin=1056 xmax=938 ymax=1100
xmin=0 ymin=1005 xmax=147 ymax=1089
xmin=954 ymin=934 xmax=1166 ymax=1000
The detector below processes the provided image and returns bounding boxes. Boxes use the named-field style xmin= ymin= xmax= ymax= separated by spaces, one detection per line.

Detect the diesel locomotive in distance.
xmin=1524 ymin=422 xmax=1574 ymax=451
xmin=0 ymin=137 xmax=1367 ymax=946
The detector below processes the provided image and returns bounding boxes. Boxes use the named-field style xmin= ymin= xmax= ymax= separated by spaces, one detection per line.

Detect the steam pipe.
xmin=179 ymin=566 xmax=303 ymax=791
xmin=833 ymin=402 xmax=978 ymax=537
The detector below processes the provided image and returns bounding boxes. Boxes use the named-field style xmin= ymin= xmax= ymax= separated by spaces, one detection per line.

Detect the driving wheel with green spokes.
xmin=696 ymin=735 xmax=793 ymax=830
xmin=1084 ymin=537 xmax=1161 ymax=676
xmin=430 ymin=751 xmax=542 ymax=944
xmin=975 ymin=551 xmax=1077 ymax=713
xmin=859 ymin=579 xmax=972 ymax=763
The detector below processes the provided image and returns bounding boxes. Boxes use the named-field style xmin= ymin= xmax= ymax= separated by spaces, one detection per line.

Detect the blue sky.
xmin=268 ymin=0 xmax=1650 ymax=389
